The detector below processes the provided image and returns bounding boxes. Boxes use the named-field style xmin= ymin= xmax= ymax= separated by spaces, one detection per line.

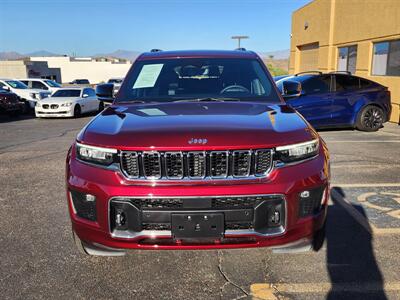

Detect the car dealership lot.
xmin=0 ymin=115 xmax=399 ymax=300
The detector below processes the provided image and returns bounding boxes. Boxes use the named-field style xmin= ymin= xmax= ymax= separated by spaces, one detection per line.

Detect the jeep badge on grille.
xmin=188 ymin=138 xmax=208 ymax=145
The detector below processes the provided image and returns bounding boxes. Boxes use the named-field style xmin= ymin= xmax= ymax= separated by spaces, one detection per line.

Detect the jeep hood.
xmin=79 ymin=102 xmax=317 ymax=149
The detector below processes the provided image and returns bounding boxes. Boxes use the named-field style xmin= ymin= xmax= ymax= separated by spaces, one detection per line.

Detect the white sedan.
xmin=35 ymin=87 xmax=103 ymax=118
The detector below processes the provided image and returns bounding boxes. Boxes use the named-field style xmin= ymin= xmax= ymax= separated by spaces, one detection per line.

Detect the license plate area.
xmin=171 ymin=213 xmax=224 ymax=239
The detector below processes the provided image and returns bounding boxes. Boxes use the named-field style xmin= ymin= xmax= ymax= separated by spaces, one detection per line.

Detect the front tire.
xmin=356 ymin=105 xmax=384 ymax=132
xmin=312 ymin=220 xmax=326 ymax=251
xmin=73 ymin=105 xmax=81 ymax=118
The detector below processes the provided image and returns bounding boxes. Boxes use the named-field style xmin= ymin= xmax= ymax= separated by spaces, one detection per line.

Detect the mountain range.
xmin=0 ymin=49 xmax=289 ymax=61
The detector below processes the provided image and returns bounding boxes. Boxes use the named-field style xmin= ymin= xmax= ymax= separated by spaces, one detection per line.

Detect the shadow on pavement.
xmin=325 ymin=187 xmax=387 ymax=299
xmin=0 ymin=113 xmax=35 ymax=123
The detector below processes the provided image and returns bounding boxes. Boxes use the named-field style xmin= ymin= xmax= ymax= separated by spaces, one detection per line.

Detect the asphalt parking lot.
xmin=0 ymin=114 xmax=399 ymax=300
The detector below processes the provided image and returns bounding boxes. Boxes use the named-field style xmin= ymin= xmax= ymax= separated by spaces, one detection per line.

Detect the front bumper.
xmin=35 ymin=106 xmax=74 ymax=117
xmin=66 ymin=145 xmax=329 ymax=250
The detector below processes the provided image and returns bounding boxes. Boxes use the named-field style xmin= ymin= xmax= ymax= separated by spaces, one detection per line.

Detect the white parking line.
xmin=333 ymin=183 xmax=400 ymax=188
xmin=250 ymin=281 xmax=400 ymax=299
xmin=331 ymin=164 xmax=397 ymax=169
xmin=325 ymin=140 xmax=400 ymax=143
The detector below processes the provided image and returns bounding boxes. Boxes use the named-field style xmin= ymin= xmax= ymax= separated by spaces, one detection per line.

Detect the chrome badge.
xmin=188 ymin=138 xmax=208 ymax=145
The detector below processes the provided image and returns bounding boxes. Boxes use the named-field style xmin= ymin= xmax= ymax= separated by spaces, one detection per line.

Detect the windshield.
xmin=117 ymin=58 xmax=281 ymax=103
xmin=52 ymin=89 xmax=81 ymax=97
xmin=45 ymin=80 xmax=61 ymax=87
xmin=108 ymin=79 xmax=123 ymax=84
xmin=6 ymin=80 xmax=28 ymax=89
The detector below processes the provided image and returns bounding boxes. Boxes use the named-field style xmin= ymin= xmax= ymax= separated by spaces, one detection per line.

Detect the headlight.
xmin=36 ymin=102 xmax=41 ymax=107
xmin=275 ymin=139 xmax=319 ymax=163
xmin=76 ymin=142 xmax=117 ymax=166
xmin=61 ymin=102 xmax=73 ymax=107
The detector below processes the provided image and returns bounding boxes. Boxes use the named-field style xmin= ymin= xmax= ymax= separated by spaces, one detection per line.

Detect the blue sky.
xmin=0 ymin=0 xmax=310 ymax=55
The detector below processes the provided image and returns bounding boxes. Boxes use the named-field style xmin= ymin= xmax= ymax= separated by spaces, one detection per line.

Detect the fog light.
xmin=116 ymin=211 xmax=126 ymax=227
xmin=300 ymin=190 xmax=310 ymax=198
xmin=270 ymin=211 xmax=280 ymax=224
xmin=85 ymin=194 xmax=96 ymax=202
xmin=298 ymin=186 xmax=325 ymax=218
xmin=70 ymin=190 xmax=97 ymax=221
xmin=267 ymin=204 xmax=284 ymax=227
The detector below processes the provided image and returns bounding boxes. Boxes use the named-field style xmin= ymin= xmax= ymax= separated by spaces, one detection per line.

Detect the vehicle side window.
xmin=359 ymin=78 xmax=373 ymax=89
xmin=82 ymin=88 xmax=88 ymax=96
xmin=335 ymin=75 xmax=360 ymax=91
xmin=86 ymin=88 xmax=95 ymax=96
xmin=20 ymin=81 xmax=29 ymax=87
xmin=32 ymin=81 xmax=47 ymax=90
xmin=302 ymin=76 xmax=331 ymax=94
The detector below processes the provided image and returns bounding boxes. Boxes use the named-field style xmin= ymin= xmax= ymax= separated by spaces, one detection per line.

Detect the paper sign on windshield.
xmin=133 ymin=64 xmax=164 ymax=89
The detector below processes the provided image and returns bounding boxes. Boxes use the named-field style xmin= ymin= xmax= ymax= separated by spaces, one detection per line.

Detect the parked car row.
xmin=0 ymin=77 xmax=115 ymax=118
xmin=0 ymin=70 xmax=390 ymax=131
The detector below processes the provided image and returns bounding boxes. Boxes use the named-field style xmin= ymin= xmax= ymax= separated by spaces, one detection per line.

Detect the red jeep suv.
xmin=66 ymin=50 xmax=329 ymax=256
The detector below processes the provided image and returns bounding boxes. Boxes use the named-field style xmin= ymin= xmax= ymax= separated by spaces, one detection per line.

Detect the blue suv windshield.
xmin=116 ymin=58 xmax=281 ymax=103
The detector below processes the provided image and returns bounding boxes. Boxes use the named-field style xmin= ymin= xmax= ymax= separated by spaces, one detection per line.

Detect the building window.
xmin=337 ymin=46 xmax=357 ymax=74
xmin=372 ymin=40 xmax=400 ymax=76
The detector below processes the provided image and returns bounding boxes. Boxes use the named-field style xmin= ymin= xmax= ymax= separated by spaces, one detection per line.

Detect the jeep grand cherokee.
xmin=66 ymin=50 xmax=329 ymax=256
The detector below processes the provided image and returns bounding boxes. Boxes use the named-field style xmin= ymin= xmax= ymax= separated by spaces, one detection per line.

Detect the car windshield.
xmin=45 ymin=80 xmax=61 ymax=87
xmin=74 ymin=79 xmax=89 ymax=84
xmin=52 ymin=89 xmax=81 ymax=97
xmin=108 ymin=79 xmax=123 ymax=84
xmin=116 ymin=58 xmax=281 ymax=103
xmin=6 ymin=80 xmax=28 ymax=89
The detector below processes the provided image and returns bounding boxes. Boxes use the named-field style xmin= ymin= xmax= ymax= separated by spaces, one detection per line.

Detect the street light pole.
xmin=231 ymin=35 xmax=249 ymax=48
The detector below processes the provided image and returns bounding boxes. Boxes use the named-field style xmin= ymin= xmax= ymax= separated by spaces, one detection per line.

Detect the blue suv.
xmin=276 ymin=71 xmax=391 ymax=131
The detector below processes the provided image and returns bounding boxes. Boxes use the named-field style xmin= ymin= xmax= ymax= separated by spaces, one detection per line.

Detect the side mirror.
xmin=282 ymin=80 xmax=302 ymax=99
xmin=96 ymin=83 xmax=114 ymax=103
xmin=82 ymin=94 xmax=89 ymax=98
xmin=2 ymin=86 xmax=10 ymax=91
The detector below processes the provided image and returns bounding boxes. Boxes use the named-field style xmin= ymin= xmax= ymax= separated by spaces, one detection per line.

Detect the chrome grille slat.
xmin=143 ymin=152 xmax=161 ymax=179
xmin=121 ymin=152 xmax=140 ymax=178
xmin=120 ymin=149 xmax=273 ymax=180
xmin=165 ymin=152 xmax=183 ymax=179
xmin=210 ymin=151 xmax=229 ymax=178
xmin=232 ymin=150 xmax=251 ymax=177
xmin=187 ymin=151 xmax=206 ymax=178
xmin=255 ymin=149 xmax=273 ymax=176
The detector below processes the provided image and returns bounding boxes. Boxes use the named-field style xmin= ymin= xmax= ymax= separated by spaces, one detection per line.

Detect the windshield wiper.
xmin=116 ymin=100 xmax=147 ymax=104
xmin=172 ymin=97 xmax=240 ymax=103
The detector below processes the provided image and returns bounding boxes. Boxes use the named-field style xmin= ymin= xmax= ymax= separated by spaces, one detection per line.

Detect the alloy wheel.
xmin=362 ymin=107 xmax=383 ymax=130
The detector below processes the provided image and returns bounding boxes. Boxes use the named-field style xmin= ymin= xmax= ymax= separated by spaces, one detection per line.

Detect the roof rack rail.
xmin=294 ymin=71 xmax=322 ymax=76
xmin=329 ymin=71 xmax=351 ymax=75
xmin=150 ymin=49 xmax=162 ymax=53
xmin=235 ymin=48 xmax=247 ymax=51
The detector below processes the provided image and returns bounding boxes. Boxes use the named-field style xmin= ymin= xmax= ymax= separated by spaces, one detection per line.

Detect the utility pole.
xmin=231 ymin=35 xmax=249 ymax=48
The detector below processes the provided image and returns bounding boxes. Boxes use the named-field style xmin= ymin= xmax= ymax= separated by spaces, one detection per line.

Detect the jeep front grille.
xmin=120 ymin=149 xmax=273 ymax=180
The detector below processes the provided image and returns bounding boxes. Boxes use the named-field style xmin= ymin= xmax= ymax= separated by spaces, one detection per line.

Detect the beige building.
xmin=30 ymin=56 xmax=132 ymax=84
xmin=289 ymin=0 xmax=400 ymax=123
xmin=0 ymin=56 xmax=132 ymax=84
xmin=0 ymin=60 xmax=61 ymax=82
